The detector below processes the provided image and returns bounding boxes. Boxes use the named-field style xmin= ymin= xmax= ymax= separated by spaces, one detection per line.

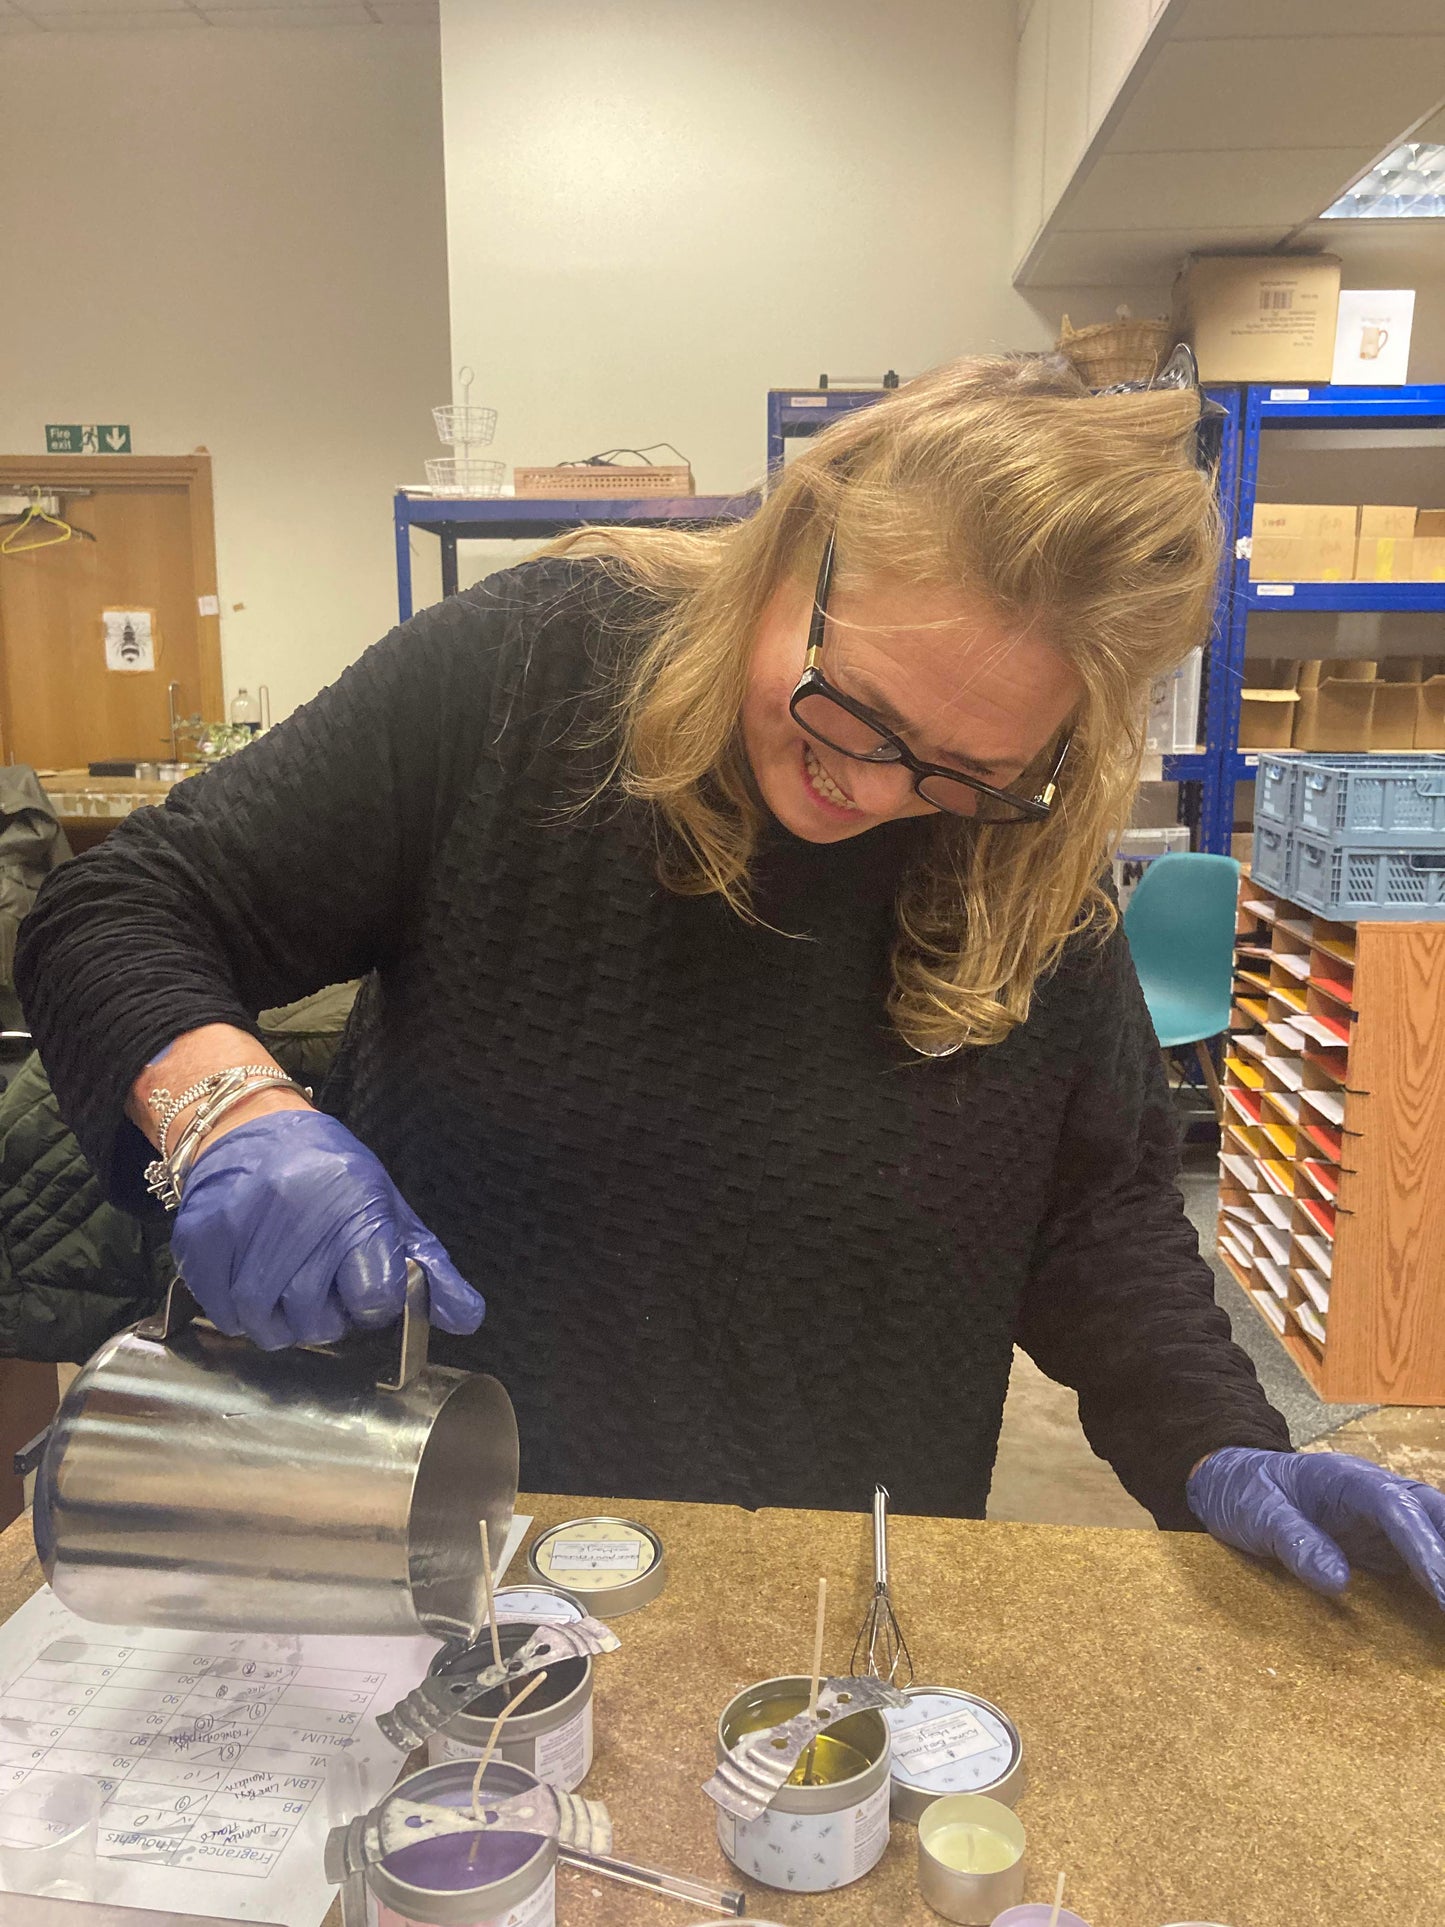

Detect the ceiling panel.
xmin=1027 ymin=224 xmax=1288 ymax=288
xmin=1173 ymin=0 xmax=1445 ymax=38
xmin=1107 ymin=36 xmax=1445 ymax=153
xmin=1064 ymin=147 xmax=1388 ymax=234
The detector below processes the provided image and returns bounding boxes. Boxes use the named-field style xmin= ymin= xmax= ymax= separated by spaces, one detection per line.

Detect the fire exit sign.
xmin=46 ymin=424 xmax=132 ymax=454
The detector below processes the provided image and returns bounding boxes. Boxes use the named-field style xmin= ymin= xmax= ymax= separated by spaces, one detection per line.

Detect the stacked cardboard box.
xmin=1239 ymin=657 xmax=1445 ymax=752
xmin=1250 ymin=505 xmax=1445 ymax=582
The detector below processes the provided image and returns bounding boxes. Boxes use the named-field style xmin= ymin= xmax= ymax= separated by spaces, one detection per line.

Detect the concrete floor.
xmin=988 ymin=1148 xmax=1445 ymax=1527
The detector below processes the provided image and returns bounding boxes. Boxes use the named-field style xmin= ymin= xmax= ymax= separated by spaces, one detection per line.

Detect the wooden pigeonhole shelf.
xmin=1218 ymin=879 xmax=1445 ymax=1404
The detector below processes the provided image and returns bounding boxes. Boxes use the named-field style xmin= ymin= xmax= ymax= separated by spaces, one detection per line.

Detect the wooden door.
xmin=0 ymin=455 xmax=222 ymax=769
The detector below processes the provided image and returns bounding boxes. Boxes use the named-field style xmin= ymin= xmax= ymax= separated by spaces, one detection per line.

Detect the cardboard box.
xmin=1238 ymin=689 xmax=1299 ymax=749
xmin=1372 ymin=662 xmax=1423 ymax=751
xmin=1176 ymin=254 xmax=1341 ymax=383
xmin=1418 ymin=678 xmax=1445 ymax=751
xmin=1414 ymin=509 xmax=1445 ymax=538
xmin=1356 ymin=535 xmax=1415 ymax=581
xmin=1249 ymin=532 xmax=1356 ymax=581
xmin=1293 ymin=659 xmax=1375 ymax=750
xmin=1413 ymin=537 xmax=1445 ymax=581
xmin=1252 ymin=504 xmax=1358 ymax=539
xmin=1359 ymin=505 xmax=1416 ymax=538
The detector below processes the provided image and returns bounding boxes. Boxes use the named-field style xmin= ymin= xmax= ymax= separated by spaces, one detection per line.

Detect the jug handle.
xmin=137 ymin=1261 xmax=430 ymax=1392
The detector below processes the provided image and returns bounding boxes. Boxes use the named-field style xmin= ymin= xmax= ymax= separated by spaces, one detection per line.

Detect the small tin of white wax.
xmin=714 ymin=1675 xmax=892 ymax=1893
xmin=884 ymin=1686 xmax=1025 ymax=1823
xmin=916 ymin=1791 xmax=1026 ymax=1924
xmin=491 ymin=1583 xmax=587 ymax=1624
xmin=527 ymin=1517 xmax=665 ymax=1617
xmin=425 ymin=1621 xmax=594 ymax=1793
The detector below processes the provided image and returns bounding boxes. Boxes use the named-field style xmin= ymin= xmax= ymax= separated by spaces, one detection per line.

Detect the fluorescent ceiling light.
xmin=1321 ymin=142 xmax=1445 ymax=219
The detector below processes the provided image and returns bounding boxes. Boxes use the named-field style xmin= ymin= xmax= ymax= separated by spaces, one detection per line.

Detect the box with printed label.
xmin=1412 ymin=537 xmax=1445 ymax=582
xmin=1176 ymin=254 xmax=1341 ymax=382
xmin=1252 ymin=504 xmax=1358 ymax=540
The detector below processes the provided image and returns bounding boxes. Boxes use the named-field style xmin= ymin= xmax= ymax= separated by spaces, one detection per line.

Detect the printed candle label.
xmin=717 ymin=1778 xmax=890 ymax=1892
xmin=432 ymin=1703 xmax=592 ymax=1793
xmin=376 ymin=1863 xmax=555 ymax=1927
xmin=891 ymin=1708 xmax=998 ymax=1776
xmin=545 ymin=1541 xmax=642 ymax=1573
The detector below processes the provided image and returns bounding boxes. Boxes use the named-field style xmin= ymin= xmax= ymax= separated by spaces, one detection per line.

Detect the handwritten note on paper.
xmin=0 ymin=1591 xmax=434 ymax=1922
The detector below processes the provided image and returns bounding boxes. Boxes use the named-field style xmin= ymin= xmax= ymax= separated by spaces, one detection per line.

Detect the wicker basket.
xmin=1057 ymin=314 xmax=1172 ymax=388
xmin=513 ymin=464 xmax=693 ymax=499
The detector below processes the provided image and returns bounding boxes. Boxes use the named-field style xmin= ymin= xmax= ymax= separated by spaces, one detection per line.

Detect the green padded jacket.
xmin=0 ymin=982 xmax=357 ymax=1363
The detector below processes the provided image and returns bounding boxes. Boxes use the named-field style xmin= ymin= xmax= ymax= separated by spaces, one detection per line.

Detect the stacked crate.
xmin=1218 ymin=879 xmax=1445 ymax=1403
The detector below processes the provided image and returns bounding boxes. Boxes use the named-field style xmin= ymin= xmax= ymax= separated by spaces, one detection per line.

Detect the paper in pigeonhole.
xmin=0 ymin=1514 xmax=529 ymax=1922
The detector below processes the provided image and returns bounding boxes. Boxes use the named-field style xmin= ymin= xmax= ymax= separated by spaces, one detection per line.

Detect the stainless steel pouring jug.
xmin=31 ymin=1264 xmax=518 ymax=1639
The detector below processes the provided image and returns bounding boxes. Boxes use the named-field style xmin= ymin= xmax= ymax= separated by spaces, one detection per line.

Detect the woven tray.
xmin=513 ymin=464 xmax=694 ymax=498
xmin=1058 ymin=314 xmax=1171 ymax=387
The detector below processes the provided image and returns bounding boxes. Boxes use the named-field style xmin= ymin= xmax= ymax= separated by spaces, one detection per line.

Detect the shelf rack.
xmin=392 ymin=492 xmax=761 ymax=623
xmin=1201 ymin=383 xmax=1445 ymax=851
xmin=1219 ymin=875 xmax=1445 ymax=1403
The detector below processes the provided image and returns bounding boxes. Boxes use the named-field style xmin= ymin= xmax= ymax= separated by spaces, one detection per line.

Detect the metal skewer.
xmin=559 ymin=1846 xmax=745 ymax=1914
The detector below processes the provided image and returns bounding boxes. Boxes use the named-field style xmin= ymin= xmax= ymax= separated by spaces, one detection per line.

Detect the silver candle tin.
xmin=425 ymin=1622 xmax=594 ymax=1793
xmin=884 ymin=1685 xmax=1025 ymax=1822
xmin=713 ymin=1675 xmax=892 ymax=1893
xmin=527 ymin=1516 xmax=665 ymax=1616
xmin=366 ymin=1758 xmax=555 ymax=1927
xmin=916 ymin=1792 xmax=1026 ymax=1925
xmin=491 ymin=1583 xmax=586 ymax=1624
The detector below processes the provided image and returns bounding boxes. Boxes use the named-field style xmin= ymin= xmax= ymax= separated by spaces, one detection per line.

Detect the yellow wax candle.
xmin=924 ymin=1821 xmax=1019 ymax=1874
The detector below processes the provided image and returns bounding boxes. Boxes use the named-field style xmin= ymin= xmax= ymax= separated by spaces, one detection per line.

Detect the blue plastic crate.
xmin=1294 ymin=753 xmax=1445 ymax=846
xmin=1254 ymin=753 xmax=1301 ymax=829
xmin=1292 ymin=834 xmax=1445 ymax=921
xmin=1251 ymin=821 xmax=1293 ymax=895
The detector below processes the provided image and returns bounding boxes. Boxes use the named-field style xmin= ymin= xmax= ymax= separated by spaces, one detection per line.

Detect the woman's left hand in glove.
xmin=1186 ymin=1446 xmax=1445 ymax=1608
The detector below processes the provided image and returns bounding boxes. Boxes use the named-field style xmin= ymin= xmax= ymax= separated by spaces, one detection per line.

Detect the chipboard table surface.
xmin=2 ymin=1494 xmax=1441 ymax=1927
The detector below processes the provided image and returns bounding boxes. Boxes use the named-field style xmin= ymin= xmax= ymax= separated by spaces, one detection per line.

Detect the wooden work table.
xmin=2 ymin=1495 xmax=1442 ymax=1927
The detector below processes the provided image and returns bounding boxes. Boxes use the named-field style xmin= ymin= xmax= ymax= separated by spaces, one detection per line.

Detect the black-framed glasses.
xmin=788 ymin=533 xmax=1071 ymax=823
xmin=1094 ymin=341 xmax=1227 ymax=468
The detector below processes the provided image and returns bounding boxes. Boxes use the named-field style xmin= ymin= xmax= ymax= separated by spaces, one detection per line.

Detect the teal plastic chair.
xmin=1122 ymin=851 xmax=1241 ymax=1118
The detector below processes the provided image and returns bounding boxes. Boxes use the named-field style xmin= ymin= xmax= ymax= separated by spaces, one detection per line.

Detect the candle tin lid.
xmin=491 ymin=1582 xmax=587 ymax=1624
xmin=527 ymin=1517 xmax=665 ymax=1616
xmin=884 ymin=1685 xmax=1025 ymax=1822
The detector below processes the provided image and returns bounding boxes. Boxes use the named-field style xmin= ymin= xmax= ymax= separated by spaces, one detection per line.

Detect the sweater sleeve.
xmin=14 ymin=563 xmax=594 ymax=1209
xmin=1013 ymin=922 xmax=1292 ymax=1530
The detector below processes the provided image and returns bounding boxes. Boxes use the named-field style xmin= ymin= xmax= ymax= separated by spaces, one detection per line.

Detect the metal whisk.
xmin=850 ymin=1484 xmax=913 ymax=1687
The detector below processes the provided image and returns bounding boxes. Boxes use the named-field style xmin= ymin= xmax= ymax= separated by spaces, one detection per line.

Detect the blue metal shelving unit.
xmin=1203 ymin=382 xmax=1445 ymax=852
xmin=393 ymin=492 xmax=761 ymax=623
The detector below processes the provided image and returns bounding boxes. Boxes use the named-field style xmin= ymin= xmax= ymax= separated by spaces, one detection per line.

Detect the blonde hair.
xmin=546 ymin=354 xmax=1220 ymax=1055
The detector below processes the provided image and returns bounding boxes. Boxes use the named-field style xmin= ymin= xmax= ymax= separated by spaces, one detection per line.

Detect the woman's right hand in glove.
xmin=169 ymin=1109 xmax=485 ymax=1350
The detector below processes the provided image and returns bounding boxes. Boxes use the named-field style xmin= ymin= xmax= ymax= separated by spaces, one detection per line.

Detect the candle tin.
xmin=713 ymin=1676 xmax=892 ymax=1893
xmin=917 ymin=1792 xmax=1026 ymax=1924
xmin=885 ymin=1686 xmax=1025 ymax=1822
xmin=527 ymin=1517 xmax=665 ymax=1616
xmin=491 ymin=1583 xmax=587 ymax=1624
xmin=368 ymin=1759 xmax=556 ymax=1927
xmin=426 ymin=1622 xmax=594 ymax=1793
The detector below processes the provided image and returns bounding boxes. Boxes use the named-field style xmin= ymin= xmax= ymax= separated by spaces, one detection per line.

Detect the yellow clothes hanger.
xmin=0 ymin=489 xmax=91 ymax=554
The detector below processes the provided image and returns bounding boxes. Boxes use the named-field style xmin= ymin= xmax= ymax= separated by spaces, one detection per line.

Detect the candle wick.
xmin=479 ymin=1518 xmax=503 ymax=1673
xmin=469 ymin=1668 xmax=548 ymax=1823
xmin=1047 ymin=1869 xmax=1067 ymax=1927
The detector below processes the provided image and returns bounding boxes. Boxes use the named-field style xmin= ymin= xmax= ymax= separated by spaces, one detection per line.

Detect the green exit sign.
xmin=46 ymin=424 xmax=132 ymax=454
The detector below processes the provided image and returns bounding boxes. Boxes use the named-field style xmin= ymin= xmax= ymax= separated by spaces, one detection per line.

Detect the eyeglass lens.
xmin=792 ymin=688 xmax=1047 ymax=820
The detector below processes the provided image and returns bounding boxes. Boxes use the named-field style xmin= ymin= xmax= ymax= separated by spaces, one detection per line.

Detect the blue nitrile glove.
xmin=1187 ymin=1446 xmax=1445 ymax=1609
xmin=169 ymin=1110 xmax=485 ymax=1351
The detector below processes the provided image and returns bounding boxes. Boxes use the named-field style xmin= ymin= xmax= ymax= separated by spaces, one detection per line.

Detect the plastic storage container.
xmin=1292 ymin=837 xmax=1445 ymax=921
xmin=1250 ymin=821 xmax=1293 ymax=895
xmin=1254 ymin=752 xmax=1300 ymax=828
xmin=1293 ymin=753 xmax=1445 ymax=844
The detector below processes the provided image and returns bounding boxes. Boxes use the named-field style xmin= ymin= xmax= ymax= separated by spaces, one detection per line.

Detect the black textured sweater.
xmin=16 ymin=559 xmax=1291 ymax=1525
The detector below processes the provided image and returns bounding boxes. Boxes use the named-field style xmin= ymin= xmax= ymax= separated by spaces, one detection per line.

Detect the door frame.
xmin=0 ymin=453 xmax=224 ymax=752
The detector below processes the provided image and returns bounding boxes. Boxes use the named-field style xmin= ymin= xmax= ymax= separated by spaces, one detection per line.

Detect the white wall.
xmin=0 ymin=26 xmax=451 ymax=721
xmin=439 ymin=0 xmax=1169 ymax=584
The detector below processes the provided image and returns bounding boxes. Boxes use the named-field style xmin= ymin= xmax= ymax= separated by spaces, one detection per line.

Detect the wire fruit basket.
xmin=424 ymin=457 xmax=506 ymax=497
xmin=431 ymin=402 xmax=497 ymax=447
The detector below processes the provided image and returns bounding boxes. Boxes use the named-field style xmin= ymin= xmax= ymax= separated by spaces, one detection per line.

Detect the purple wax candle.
xmin=380 ymin=1773 xmax=545 ymax=1892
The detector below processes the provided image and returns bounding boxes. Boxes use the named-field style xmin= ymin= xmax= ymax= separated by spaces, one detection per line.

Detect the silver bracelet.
xmin=149 ymin=1065 xmax=282 ymax=1160
xmin=144 ymin=1067 xmax=311 ymax=1210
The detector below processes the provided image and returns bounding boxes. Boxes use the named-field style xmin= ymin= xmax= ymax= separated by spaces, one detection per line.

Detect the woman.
xmin=17 ymin=355 xmax=1445 ymax=1607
